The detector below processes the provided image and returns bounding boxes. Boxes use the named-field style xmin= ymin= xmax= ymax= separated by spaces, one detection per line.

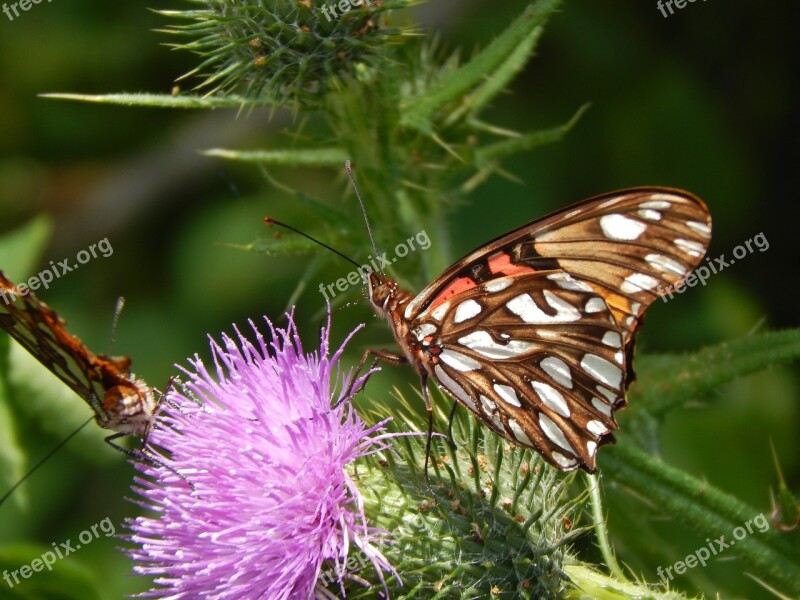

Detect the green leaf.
xmin=399 ymin=0 xmax=564 ymax=134
xmin=563 ymin=565 xmax=693 ymax=600
xmin=473 ymin=103 xmax=589 ymax=166
xmin=769 ymin=440 xmax=800 ymax=531
xmin=247 ymin=233 xmax=320 ymax=256
xmin=220 ymin=179 xmax=354 ymax=259
xmin=633 ymin=329 xmax=800 ymax=418
xmin=0 ymin=215 xmax=53 ymax=280
xmin=203 ymin=147 xmax=348 ymax=167
xmin=600 ymin=443 xmax=800 ymax=597
xmin=0 ymin=543 xmax=103 ymax=599
xmin=444 ymin=12 xmax=549 ymax=128
xmin=40 ymin=93 xmax=263 ymax=109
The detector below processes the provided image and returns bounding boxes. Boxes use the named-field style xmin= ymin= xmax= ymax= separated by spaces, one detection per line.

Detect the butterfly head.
xmin=363 ymin=268 xmax=392 ymax=311
xmin=100 ymin=381 xmax=156 ymax=435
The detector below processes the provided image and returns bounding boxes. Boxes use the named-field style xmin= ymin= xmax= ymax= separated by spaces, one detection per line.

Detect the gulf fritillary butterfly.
xmin=0 ymin=271 xmax=156 ymax=438
xmin=359 ymin=187 xmax=712 ymax=472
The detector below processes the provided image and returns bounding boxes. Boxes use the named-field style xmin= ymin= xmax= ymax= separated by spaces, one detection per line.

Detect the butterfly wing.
xmin=0 ymin=271 xmax=150 ymax=431
xmin=406 ymin=188 xmax=710 ymax=344
xmin=420 ymin=272 xmax=624 ymax=471
xmin=516 ymin=188 xmax=711 ymax=346
xmin=402 ymin=188 xmax=711 ymax=471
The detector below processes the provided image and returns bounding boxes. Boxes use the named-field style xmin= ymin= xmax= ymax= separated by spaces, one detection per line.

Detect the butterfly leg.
xmin=337 ymin=348 xmax=408 ymax=406
xmin=104 ymin=431 xmax=148 ymax=461
xmin=104 ymin=432 xmax=196 ymax=492
xmin=142 ymin=375 xmax=181 ymax=448
xmin=342 ymin=350 xmax=439 ymax=490
xmin=419 ymin=372 xmax=435 ymax=486
xmin=445 ymin=401 xmax=459 ymax=450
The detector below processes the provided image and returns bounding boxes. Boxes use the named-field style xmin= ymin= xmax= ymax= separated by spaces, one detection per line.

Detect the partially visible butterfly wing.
xmin=520 ymin=188 xmax=711 ymax=347
xmin=399 ymin=188 xmax=711 ymax=471
xmin=0 ymin=271 xmax=150 ymax=432
xmin=1 ymin=272 xmax=108 ymax=402
xmin=412 ymin=272 xmax=623 ymax=471
xmin=404 ymin=188 xmax=711 ymax=349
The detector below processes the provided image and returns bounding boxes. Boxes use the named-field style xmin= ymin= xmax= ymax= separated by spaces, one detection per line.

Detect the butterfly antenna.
xmin=345 ymin=161 xmax=383 ymax=274
xmin=109 ymin=296 xmax=125 ymax=354
xmin=263 ymin=217 xmax=362 ymax=271
xmin=0 ymin=417 xmax=94 ymax=507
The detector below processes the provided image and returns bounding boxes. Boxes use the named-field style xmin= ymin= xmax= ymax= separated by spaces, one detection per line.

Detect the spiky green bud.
xmin=158 ymin=0 xmax=421 ymax=107
xmin=332 ymin=389 xmax=584 ymax=598
xmin=321 ymin=388 xmax=696 ymax=599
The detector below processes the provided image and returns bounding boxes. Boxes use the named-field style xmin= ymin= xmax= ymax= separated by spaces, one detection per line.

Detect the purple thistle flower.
xmin=127 ymin=312 xmax=398 ymax=599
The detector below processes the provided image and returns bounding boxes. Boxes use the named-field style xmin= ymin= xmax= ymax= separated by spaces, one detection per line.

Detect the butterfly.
xmin=0 ymin=271 xmax=157 ymax=440
xmin=360 ymin=188 xmax=712 ymax=472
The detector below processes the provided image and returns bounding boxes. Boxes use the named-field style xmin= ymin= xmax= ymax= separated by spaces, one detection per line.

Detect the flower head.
xmin=159 ymin=0 xmax=421 ymax=107
xmin=127 ymin=312 xmax=396 ymax=599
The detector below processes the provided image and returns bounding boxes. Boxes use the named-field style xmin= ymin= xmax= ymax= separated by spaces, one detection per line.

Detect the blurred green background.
xmin=0 ymin=1 xmax=797 ymax=598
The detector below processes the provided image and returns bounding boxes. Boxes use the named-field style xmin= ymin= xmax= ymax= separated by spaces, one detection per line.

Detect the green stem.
xmin=601 ymin=442 xmax=800 ymax=596
xmin=585 ymin=472 xmax=627 ymax=581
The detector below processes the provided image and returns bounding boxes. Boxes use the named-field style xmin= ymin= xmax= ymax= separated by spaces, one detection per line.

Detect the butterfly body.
xmin=0 ymin=271 xmax=156 ymax=437
xmin=365 ymin=188 xmax=712 ymax=472
xmin=98 ymin=379 xmax=154 ymax=435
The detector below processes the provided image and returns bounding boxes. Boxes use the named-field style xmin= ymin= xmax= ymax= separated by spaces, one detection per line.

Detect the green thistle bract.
xmin=341 ymin=388 xmax=586 ymax=598
xmin=159 ymin=0 xmax=420 ymax=107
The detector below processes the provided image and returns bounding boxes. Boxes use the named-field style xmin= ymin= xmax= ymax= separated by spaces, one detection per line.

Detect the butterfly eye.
xmin=367 ymin=271 xmax=400 ymax=311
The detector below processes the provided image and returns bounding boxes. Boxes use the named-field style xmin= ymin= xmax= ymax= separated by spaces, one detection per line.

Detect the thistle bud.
xmin=159 ymin=0 xmax=420 ymax=107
